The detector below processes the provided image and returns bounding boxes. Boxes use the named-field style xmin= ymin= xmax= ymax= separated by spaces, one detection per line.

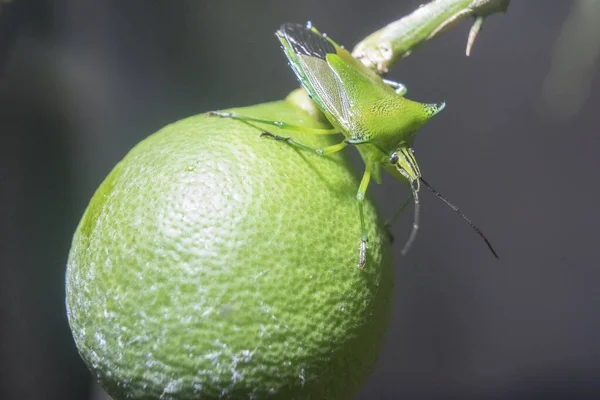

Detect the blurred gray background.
xmin=1 ymin=0 xmax=599 ymax=399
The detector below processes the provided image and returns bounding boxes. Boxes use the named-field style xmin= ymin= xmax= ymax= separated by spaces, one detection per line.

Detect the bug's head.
xmin=387 ymin=146 xmax=500 ymax=260
xmin=389 ymin=147 xmax=421 ymax=190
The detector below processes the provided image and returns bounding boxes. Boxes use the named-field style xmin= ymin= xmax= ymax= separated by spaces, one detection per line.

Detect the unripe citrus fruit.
xmin=66 ymin=100 xmax=393 ymax=399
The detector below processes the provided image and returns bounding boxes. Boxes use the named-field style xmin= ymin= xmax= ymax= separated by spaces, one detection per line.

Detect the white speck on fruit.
xmin=230 ymin=368 xmax=243 ymax=384
xmin=259 ymin=324 xmax=268 ymax=338
xmin=94 ymin=332 xmax=106 ymax=348
xmin=201 ymin=307 xmax=213 ymax=318
xmin=253 ymin=270 xmax=267 ymax=280
xmin=162 ymin=379 xmax=181 ymax=395
xmin=204 ymin=351 xmax=221 ymax=366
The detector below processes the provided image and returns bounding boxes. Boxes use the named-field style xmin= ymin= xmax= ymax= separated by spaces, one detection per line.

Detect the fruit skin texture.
xmin=66 ymin=100 xmax=393 ymax=399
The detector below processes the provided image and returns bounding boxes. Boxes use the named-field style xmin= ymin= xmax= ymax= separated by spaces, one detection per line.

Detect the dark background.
xmin=1 ymin=1 xmax=599 ymax=399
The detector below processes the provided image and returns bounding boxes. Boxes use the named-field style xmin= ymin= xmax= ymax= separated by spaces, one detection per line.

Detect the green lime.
xmin=66 ymin=100 xmax=393 ymax=399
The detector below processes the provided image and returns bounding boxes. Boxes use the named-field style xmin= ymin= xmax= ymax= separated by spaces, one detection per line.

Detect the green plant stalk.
xmin=352 ymin=0 xmax=510 ymax=74
xmin=287 ymin=0 xmax=510 ymax=115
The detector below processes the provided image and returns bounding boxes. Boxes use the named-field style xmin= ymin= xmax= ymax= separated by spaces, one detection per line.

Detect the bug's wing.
xmin=277 ymin=23 xmax=355 ymax=129
xmin=277 ymin=23 xmax=397 ymax=130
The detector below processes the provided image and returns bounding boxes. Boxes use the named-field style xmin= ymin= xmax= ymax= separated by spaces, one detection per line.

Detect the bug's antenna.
xmin=419 ymin=177 xmax=499 ymax=258
xmin=401 ymin=179 xmax=421 ymax=256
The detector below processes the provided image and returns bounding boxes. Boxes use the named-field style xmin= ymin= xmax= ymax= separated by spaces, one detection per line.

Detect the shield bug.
xmin=209 ymin=22 xmax=497 ymax=267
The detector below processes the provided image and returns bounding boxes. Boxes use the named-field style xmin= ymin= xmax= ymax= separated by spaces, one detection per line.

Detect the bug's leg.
xmin=356 ymin=166 xmax=372 ymax=268
xmin=384 ymin=192 xmax=414 ymax=242
xmin=207 ymin=111 xmax=340 ymax=135
xmin=261 ymin=132 xmax=347 ymax=156
xmin=382 ymin=79 xmax=408 ymax=96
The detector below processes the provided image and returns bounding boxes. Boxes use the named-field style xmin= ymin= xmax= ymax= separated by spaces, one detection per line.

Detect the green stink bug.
xmin=210 ymin=22 xmax=497 ymax=267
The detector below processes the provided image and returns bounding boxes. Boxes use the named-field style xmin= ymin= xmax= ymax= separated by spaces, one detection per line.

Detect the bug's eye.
xmin=389 ymin=153 xmax=399 ymax=164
